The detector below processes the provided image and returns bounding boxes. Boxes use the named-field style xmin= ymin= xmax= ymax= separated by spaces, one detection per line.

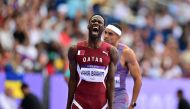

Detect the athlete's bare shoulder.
xmin=77 ymin=40 xmax=87 ymax=47
xmin=122 ymin=45 xmax=137 ymax=63
xmin=68 ymin=45 xmax=77 ymax=60
xmin=68 ymin=40 xmax=88 ymax=58
xmin=123 ymin=45 xmax=133 ymax=54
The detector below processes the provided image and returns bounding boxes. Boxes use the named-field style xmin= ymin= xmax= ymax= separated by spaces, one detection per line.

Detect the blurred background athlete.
xmin=104 ymin=23 xmax=142 ymax=109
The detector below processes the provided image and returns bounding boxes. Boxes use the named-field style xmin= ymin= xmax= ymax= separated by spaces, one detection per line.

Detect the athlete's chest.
xmin=76 ymin=48 xmax=110 ymax=66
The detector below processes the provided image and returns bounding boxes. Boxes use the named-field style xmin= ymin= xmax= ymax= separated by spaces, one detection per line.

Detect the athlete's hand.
xmin=128 ymin=106 xmax=134 ymax=109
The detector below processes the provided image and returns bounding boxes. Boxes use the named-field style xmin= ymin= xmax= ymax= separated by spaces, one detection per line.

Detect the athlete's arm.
xmin=106 ymin=46 xmax=118 ymax=109
xmin=124 ymin=47 xmax=142 ymax=108
xmin=66 ymin=45 xmax=78 ymax=109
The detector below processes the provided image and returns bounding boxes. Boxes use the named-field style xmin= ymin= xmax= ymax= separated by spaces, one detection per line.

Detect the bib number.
xmin=115 ymin=75 xmax=120 ymax=88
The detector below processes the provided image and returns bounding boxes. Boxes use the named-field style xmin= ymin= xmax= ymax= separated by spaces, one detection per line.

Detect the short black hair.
xmin=110 ymin=23 xmax=122 ymax=31
xmin=21 ymin=83 xmax=29 ymax=90
xmin=89 ymin=14 xmax=105 ymax=25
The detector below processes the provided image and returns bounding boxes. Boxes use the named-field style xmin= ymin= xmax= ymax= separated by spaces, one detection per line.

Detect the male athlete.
xmin=66 ymin=15 xmax=118 ymax=109
xmin=103 ymin=23 xmax=142 ymax=109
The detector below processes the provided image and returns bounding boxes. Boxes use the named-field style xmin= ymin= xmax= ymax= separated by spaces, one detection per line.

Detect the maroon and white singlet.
xmin=71 ymin=41 xmax=112 ymax=109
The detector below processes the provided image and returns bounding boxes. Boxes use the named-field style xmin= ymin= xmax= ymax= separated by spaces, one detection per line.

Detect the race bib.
xmin=77 ymin=65 xmax=108 ymax=82
xmin=115 ymin=75 xmax=120 ymax=88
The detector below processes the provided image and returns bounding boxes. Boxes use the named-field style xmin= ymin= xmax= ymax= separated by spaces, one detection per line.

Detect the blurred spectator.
xmin=155 ymin=6 xmax=173 ymax=31
xmin=147 ymin=55 xmax=163 ymax=79
xmin=113 ymin=0 xmax=134 ymax=23
xmin=0 ymin=87 xmax=17 ymax=109
xmin=152 ymin=33 xmax=165 ymax=55
xmin=19 ymin=83 xmax=42 ymax=109
xmin=177 ymin=89 xmax=190 ymax=109
xmin=67 ymin=0 xmax=90 ymax=19
xmin=180 ymin=42 xmax=190 ymax=77
xmin=172 ymin=21 xmax=183 ymax=40
xmin=162 ymin=37 xmax=182 ymax=79
xmin=0 ymin=17 xmax=14 ymax=51
xmin=59 ymin=27 xmax=72 ymax=48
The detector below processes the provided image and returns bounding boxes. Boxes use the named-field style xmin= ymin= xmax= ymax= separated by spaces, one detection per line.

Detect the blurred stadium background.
xmin=0 ymin=0 xmax=190 ymax=109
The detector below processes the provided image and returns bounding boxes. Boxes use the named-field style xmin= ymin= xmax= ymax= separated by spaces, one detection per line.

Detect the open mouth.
xmin=92 ymin=27 xmax=99 ymax=35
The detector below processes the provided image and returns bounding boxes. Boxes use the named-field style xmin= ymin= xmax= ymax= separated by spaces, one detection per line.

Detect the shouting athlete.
xmin=66 ymin=15 xmax=118 ymax=109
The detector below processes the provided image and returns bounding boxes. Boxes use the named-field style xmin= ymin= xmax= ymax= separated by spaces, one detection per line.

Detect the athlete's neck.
xmin=88 ymin=38 xmax=102 ymax=49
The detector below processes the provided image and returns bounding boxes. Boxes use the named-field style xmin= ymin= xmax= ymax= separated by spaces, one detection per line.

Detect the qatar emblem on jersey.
xmin=77 ymin=50 xmax=85 ymax=55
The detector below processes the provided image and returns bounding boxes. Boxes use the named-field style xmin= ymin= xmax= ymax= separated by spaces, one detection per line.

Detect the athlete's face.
xmin=88 ymin=15 xmax=105 ymax=38
xmin=103 ymin=28 xmax=120 ymax=46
